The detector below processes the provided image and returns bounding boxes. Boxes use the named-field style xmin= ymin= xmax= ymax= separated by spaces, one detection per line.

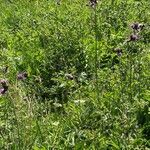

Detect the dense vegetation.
xmin=0 ymin=0 xmax=150 ymax=149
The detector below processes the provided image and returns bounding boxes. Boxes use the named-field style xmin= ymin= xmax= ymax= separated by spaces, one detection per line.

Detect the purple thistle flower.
xmin=131 ymin=23 xmax=144 ymax=31
xmin=0 ymin=87 xmax=8 ymax=95
xmin=129 ymin=34 xmax=139 ymax=42
xmin=114 ymin=48 xmax=123 ymax=56
xmin=0 ymin=79 xmax=8 ymax=95
xmin=131 ymin=23 xmax=140 ymax=30
xmin=23 ymin=72 xmax=28 ymax=78
xmin=0 ymin=88 xmax=5 ymax=95
xmin=0 ymin=79 xmax=7 ymax=87
xmin=17 ymin=72 xmax=28 ymax=80
xmin=89 ymin=0 xmax=98 ymax=7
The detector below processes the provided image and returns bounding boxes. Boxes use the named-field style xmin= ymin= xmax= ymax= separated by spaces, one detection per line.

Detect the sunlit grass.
xmin=0 ymin=0 xmax=150 ymax=149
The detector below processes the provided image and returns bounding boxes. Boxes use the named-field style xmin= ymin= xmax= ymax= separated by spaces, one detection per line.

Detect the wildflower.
xmin=131 ymin=23 xmax=144 ymax=31
xmin=17 ymin=72 xmax=28 ymax=80
xmin=0 ymin=79 xmax=8 ymax=95
xmin=128 ymin=34 xmax=139 ymax=42
xmin=0 ymin=87 xmax=8 ymax=95
xmin=0 ymin=79 xmax=7 ymax=87
xmin=114 ymin=48 xmax=123 ymax=56
xmin=89 ymin=0 xmax=98 ymax=7
xmin=0 ymin=88 xmax=5 ymax=95
xmin=131 ymin=23 xmax=139 ymax=30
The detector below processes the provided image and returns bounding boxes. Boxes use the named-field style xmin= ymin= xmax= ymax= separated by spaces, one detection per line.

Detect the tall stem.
xmin=129 ymin=53 xmax=132 ymax=103
xmin=94 ymin=5 xmax=99 ymax=102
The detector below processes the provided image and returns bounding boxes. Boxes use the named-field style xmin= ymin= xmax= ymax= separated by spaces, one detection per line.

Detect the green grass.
xmin=0 ymin=0 xmax=150 ymax=149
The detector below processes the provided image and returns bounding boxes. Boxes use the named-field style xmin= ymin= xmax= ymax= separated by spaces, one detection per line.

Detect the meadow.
xmin=0 ymin=0 xmax=150 ymax=149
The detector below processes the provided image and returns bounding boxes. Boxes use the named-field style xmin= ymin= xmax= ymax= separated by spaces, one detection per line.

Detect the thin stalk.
xmin=118 ymin=56 xmax=123 ymax=108
xmin=94 ymin=5 xmax=99 ymax=102
xmin=129 ymin=53 xmax=133 ymax=103
xmin=137 ymin=50 xmax=142 ymax=102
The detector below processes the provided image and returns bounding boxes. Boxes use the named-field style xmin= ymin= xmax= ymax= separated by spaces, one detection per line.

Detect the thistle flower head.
xmin=114 ymin=48 xmax=123 ymax=56
xmin=0 ymin=88 xmax=5 ymax=95
xmin=131 ymin=23 xmax=144 ymax=31
xmin=89 ymin=0 xmax=98 ymax=7
xmin=0 ymin=79 xmax=8 ymax=95
xmin=23 ymin=72 xmax=28 ymax=78
xmin=0 ymin=79 xmax=7 ymax=87
xmin=131 ymin=23 xmax=140 ymax=30
xmin=129 ymin=34 xmax=139 ymax=42
xmin=17 ymin=72 xmax=28 ymax=80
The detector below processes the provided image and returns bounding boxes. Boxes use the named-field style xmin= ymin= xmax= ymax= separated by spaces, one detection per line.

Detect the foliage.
xmin=0 ymin=0 xmax=150 ymax=149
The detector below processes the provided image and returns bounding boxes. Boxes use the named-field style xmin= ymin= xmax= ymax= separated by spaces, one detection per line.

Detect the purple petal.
xmin=0 ymin=88 xmax=6 ymax=95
